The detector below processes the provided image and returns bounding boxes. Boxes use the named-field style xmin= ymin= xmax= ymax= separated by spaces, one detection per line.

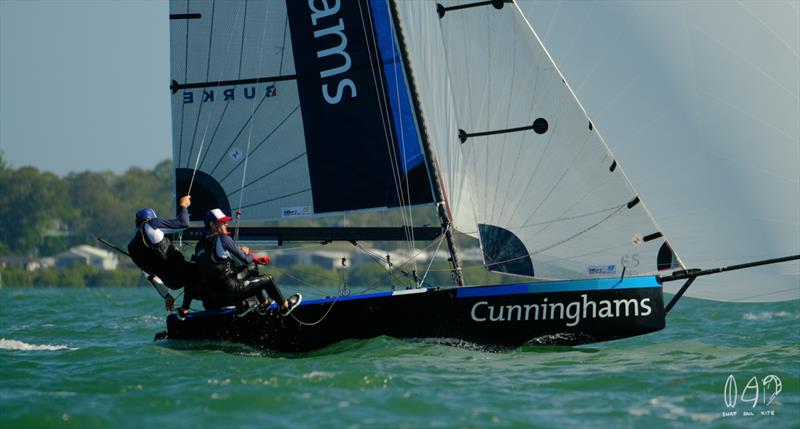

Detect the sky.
xmin=1 ymin=0 xmax=171 ymax=175
xmin=1 ymin=0 xmax=796 ymax=179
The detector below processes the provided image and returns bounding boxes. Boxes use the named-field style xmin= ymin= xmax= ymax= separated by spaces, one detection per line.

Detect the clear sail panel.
xmin=519 ymin=1 xmax=798 ymax=301
xmin=429 ymin=1 xmax=683 ymax=279
xmin=393 ymin=1 xmax=479 ymax=238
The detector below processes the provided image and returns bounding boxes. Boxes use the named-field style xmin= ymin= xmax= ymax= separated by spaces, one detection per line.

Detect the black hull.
xmin=164 ymin=277 xmax=666 ymax=352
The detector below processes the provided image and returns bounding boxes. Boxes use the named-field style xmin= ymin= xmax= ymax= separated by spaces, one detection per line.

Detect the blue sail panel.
xmin=284 ymin=0 xmax=433 ymax=215
xmin=370 ymin=0 xmax=426 ymax=177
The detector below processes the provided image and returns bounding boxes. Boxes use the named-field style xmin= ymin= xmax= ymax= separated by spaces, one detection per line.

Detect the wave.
xmin=742 ymin=311 xmax=796 ymax=321
xmin=628 ymin=397 xmax=718 ymax=424
xmin=0 ymin=338 xmax=77 ymax=351
xmin=302 ymin=371 xmax=336 ymax=381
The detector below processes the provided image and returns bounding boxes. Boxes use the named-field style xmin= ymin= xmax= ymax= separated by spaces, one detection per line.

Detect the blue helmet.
xmin=135 ymin=208 xmax=157 ymax=226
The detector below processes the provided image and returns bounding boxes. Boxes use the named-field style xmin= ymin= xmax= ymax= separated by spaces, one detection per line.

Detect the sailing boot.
xmin=281 ymin=293 xmax=303 ymax=317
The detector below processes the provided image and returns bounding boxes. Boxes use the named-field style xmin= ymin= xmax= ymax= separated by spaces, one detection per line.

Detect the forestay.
xmin=396 ymin=0 xmax=684 ymax=280
xmin=169 ymin=0 xmax=435 ymax=222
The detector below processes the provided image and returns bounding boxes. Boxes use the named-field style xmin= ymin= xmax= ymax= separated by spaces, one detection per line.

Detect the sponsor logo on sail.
xmin=282 ymin=206 xmax=313 ymax=218
xmin=308 ymin=0 xmax=357 ymax=104
xmin=182 ymin=85 xmax=277 ymax=104
xmin=587 ymin=264 xmax=617 ymax=275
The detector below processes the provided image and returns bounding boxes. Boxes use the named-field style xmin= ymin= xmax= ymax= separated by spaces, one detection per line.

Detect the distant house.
xmin=0 ymin=256 xmax=44 ymax=272
xmin=255 ymin=246 xmax=484 ymax=271
xmin=270 ymin=250 xmax=349 ymax=270
xmin=55 ymin=245 xmax=119 ymax=270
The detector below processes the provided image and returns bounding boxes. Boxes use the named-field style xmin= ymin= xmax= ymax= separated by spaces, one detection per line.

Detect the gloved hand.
xmin=254 ymin=255 xmax=271 ymax=266
xmin=164 ymin=294 xmax=176 ymax=311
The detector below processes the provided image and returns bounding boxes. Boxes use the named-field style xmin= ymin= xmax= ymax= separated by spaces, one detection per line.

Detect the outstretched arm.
xmin=149 ymin=196 xmax=191 ymax=232
xmin=216 ymin=234 xmax=254 ymax=264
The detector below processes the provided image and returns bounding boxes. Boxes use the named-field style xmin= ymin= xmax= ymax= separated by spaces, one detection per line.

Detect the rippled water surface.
xmin=1 ymin=287 xmax=798 ymax=428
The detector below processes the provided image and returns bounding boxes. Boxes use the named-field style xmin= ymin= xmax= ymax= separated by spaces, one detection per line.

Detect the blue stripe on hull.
xmin=184 ymin=277 xmax=661 ymax=319
xmin=456 ymin=277 xmax=661 ymax=298
xmin=301 ymin=277 xmax=660 ymax=305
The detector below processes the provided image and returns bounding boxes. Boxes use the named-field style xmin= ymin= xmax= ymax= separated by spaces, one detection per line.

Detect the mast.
xmin=387 ymin=0 xmax=464 ymax=286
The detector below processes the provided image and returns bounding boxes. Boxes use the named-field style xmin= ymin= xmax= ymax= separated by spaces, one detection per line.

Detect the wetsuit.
xmin=194 ymin=233 xmax=284 ymax=309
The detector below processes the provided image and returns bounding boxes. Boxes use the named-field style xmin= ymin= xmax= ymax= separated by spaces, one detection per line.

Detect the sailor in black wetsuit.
xmin=128 ymin=195 xmax=195 ymax=312
xmin=193 ymin=208 xmax=301 ymax=316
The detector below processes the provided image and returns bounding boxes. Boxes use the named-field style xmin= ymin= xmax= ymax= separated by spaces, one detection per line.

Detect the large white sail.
xmin=398 ymin=1 xmax=681 ymax=280
xmin=169 ymin=0 xmax=436 ymax=222
xmin=520 ymin=1 xmax=799 ymax=301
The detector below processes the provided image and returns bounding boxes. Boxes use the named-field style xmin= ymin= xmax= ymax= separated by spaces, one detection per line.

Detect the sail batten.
xmin=171 ymin=74 xmax=301 ymax=93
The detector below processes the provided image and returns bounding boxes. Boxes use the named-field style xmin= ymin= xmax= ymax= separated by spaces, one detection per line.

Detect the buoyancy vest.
xmin=127 ymin=225 xmax=185 ymax=278
xmin=193 ymin=234 xmax=233 ymax=280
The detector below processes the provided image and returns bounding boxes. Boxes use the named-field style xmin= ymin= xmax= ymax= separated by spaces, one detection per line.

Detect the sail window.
xmin=478 ymin=224 xmax=535 ymax=277
xmin=657 ymin=242 xmax=678 ymax=271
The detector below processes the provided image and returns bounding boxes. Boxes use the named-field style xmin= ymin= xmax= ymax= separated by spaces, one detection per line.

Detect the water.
xmin=1 ymin=287 xmax=798 ymax=429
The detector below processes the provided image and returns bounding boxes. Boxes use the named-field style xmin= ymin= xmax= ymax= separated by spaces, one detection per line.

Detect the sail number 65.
xmin=620 ymin=254 xmax=640 ymax=268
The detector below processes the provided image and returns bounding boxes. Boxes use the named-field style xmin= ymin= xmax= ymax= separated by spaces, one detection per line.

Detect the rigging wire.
xmin=384 ymin=4 xmax=417 ymax=250
xmin=184 ymin=3 xmax=246 ymax=195
xmin=232 ymin=2 xmax=271 ymax=243
xmin=185 ymin=0 xmax=219 ymax=188
xmin=290 ymin=297 xmax=339 ymax=326
xmin=355 ymin=2 xmax=418 ymax=264
xmin=436 ymin=5 xmax=487 ymax=265
xmin=418 ymin=227 xmax=448 ymax=287
xmin=176 ymin=0 xmax=191 ymax=166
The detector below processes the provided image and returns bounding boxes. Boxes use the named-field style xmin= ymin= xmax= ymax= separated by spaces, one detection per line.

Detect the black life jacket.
xmin=193 ymin=233 xmax=233 ymax=280
xmin=127 ymin=225 xmax=185 ymax=279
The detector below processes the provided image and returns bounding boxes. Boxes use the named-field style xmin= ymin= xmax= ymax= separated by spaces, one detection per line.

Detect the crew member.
xmin=128 ymin=195 xmax=195 ymax=311
xmin=192 ymin=208 xmax=301 ymax=316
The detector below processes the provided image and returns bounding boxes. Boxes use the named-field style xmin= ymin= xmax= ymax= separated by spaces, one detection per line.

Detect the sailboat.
xmin=159 ymin=0 xmax=799 ymax=352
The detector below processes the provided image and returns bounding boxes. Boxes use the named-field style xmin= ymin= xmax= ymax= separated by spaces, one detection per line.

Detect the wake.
xmin=0 ymin=338 xmax=77 ymax=351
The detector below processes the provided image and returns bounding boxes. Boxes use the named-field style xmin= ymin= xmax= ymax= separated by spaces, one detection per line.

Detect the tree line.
xmin=0 ymin=152 xmax=508 ymax=288
xmin=0 ymin=153 xmax=174 ymax=257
